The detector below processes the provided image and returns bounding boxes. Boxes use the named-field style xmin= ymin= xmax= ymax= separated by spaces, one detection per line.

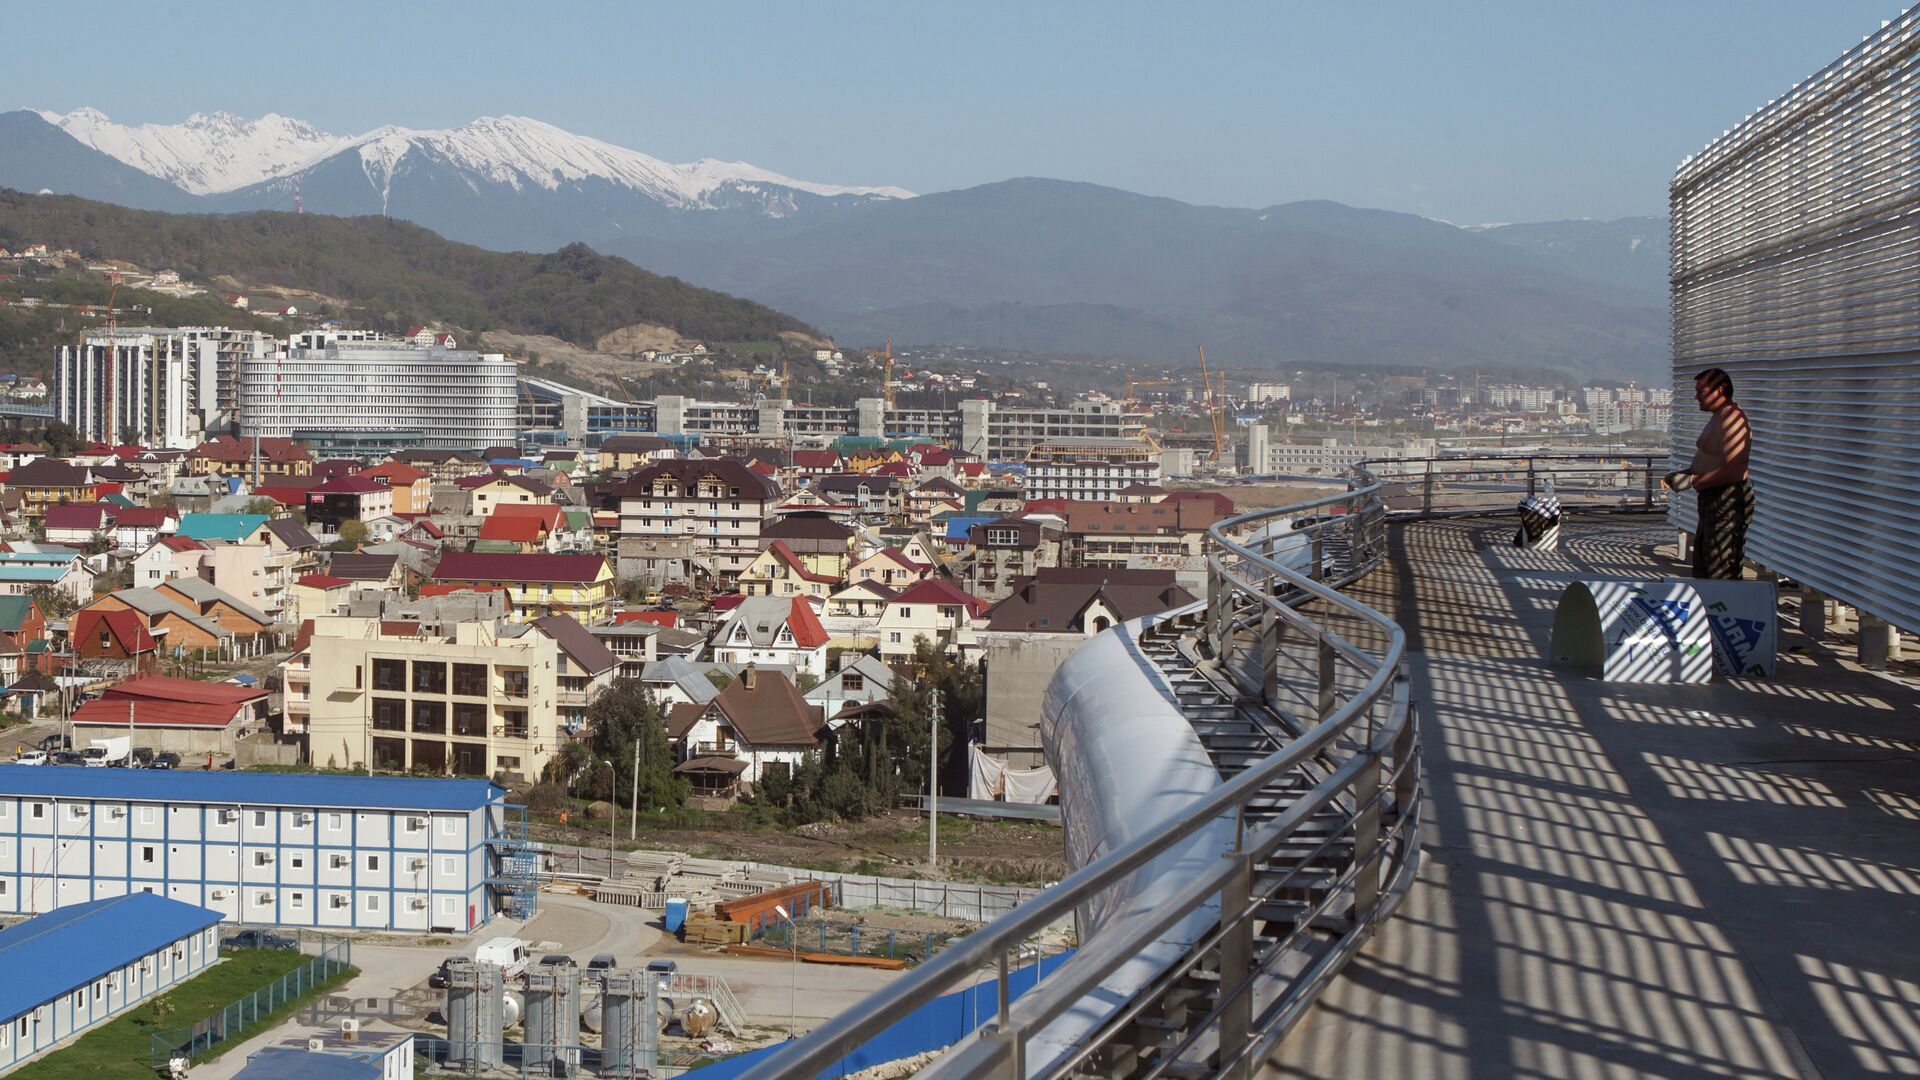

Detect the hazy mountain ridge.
xmin=0 ymin=108 xmax=1671 ymax=375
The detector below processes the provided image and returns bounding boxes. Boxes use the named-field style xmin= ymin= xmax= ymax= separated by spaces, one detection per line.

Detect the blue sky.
xmin=6 ymin=1 xmax=1907 ymax=223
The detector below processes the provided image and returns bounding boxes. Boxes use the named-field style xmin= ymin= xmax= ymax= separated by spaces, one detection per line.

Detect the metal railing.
xmin=740 ymin=452 xmax=1659 ymax=1079
xmin=743 ymin=473 xmax=1414 ymax=1079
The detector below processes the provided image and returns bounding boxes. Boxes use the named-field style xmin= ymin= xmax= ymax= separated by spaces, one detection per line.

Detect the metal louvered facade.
xmin=1670 ymin=6 xmax=1920 ymax=632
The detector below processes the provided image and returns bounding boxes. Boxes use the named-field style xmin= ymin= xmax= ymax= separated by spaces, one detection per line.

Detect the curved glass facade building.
xmin=239 ymin=343 xmax=518 ymax=453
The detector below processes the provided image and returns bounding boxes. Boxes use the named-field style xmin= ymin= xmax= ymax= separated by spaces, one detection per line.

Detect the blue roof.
xmin=236 ymin=1049 xmax=382 ymax=1080
xmin=943 ymin=514 xmax=997 ymax=541
xmin=0 ymin=894 xmax=222 ymax=1020
xmin=0 ymin=567 xmax=69 ymax=582
xmin=0 ymin=765 xmax=504 ymax=812
xmin=177 ymin=513 xmax=270 ymax=541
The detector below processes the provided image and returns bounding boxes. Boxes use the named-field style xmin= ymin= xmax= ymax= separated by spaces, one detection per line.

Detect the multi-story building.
xmin=615 ymin=460 xmax=780 ymax=585
xmin=1244 ymin=427 xmax=1437 ymax=477
xmin=297 ymin=616 xmax=560 ymax=781
xmin=1246 ymin=382 xmax=1291 ymax=404
xmin=238 ymin=343 xmax=516 ymax=454
xmin=965 ymin=517 xmax=1063 ymax=601
xmin=54 ymin=327 xmax=271 ymax=448
xmin=0 ymin=766 xmax=525 ymax=932
xmin=427 ymin=553 xmax=613 ymax=624
xmin=1024 ymin=438 xmax=1163 ymax=501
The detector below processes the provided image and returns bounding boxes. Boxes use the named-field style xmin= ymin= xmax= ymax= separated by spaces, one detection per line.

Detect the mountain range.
xmin=0 ymin=107 xmax=1671 ymax=375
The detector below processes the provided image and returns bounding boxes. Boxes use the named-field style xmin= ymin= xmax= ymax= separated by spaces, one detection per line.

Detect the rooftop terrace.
xmin=1279 ymin=512 xmax=1920 ymax=1077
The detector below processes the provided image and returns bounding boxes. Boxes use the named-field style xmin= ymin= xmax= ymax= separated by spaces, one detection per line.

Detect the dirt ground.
xmin=1170 ymin=480 xmax=1344 ymax=512
xmin=527 ymin=809 xmax=1067 ymax=885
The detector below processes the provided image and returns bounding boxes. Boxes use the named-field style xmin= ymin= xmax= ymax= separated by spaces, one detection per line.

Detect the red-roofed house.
xmin=291 ymin=574 xmax=356 ymax=621
xmin=788 ymin=449 xmax=842 ymax=477
xmin=42 ymin=503 xmax=111 ymax=545
xmin=876 ymin=579 xmax=987 ymax=659
xmin=71 ymin=673 xmax=269 ymax=754
xmin=306 ymin=474 xmax=395 ymax=530
xmin=108 ymin=506 xmax=178 ymax=550
xmin=710 ymin=595 xmax=831 ymax=677
xmin=358 ymin=460 xmax=433 ymax=514
xmin=477 ymin=513 xmax=552 ymax=553
xmin=71 ymin=608 xmax=161 ymax=669
xmin=848 ymin=546 xmax=931 ymax=591
xmin=186 ymin=435 xmax=312 ymax=478
xmin=737 ymin=540 xmax=841 ymax=600
xmin=430 ymin=551 xmax=613 ymax=623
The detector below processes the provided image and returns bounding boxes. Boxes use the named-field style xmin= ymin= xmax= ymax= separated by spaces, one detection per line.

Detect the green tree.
xmin=40 ymin=420 xmax=79 ymax=456
xmin=569 ymin=679 xmax=686 ymax=811
xmin=335 ymin=519 xmax=369 ymax=548
xmin=244 ymin=497 xmax=279 ymax=516
xmin=26 ymin=583 xmax=78 ymax=619
xmin=887 ymin=638 xmax=982 ymax=799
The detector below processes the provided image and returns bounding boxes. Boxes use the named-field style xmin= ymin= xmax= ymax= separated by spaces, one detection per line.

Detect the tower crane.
xmin=1126 ymin=376 xmax=1177 ymax=404
xmin=880 ymin=338 xmax=896 ymax=411
xmin=1196 ymin=346 xmax=1226 ymax=461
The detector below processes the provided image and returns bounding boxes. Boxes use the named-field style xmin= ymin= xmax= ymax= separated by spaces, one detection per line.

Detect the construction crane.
xmin=1196 ymin=346 xmax=1226 ymax=461
xmin=1127 ymin=376 xmax=1177 ymax=404
xmin=880 ymin=338 xmax=896 ymax=410
xmin=92 ymin=271 xmax=123 ymax=447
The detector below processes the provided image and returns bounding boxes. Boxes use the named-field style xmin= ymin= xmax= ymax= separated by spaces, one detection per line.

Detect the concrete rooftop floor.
xmin=1268 ymin=513 xmax=1920 ymax=1079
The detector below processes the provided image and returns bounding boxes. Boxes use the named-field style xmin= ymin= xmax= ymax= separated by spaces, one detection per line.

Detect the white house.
xmin=709 ymin=596 xmax=830 ymax=678
xmin=875 ymin=579 xmax=987 ymax=659
xmin=665 ymin=667 xmax=825 ymax=785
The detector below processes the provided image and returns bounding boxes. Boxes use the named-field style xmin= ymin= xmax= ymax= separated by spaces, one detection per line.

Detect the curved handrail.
xmin=744 ymin=452 xmax=1645 ymax=1079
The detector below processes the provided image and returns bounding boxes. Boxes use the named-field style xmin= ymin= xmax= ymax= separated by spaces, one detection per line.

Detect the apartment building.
xmin=0 ymin=766 xmax=517 ymax=932
xmin=296 ymin=617 xmax=560 ymax=781
xmin=1023 ymin=438 xmax=1163 ymax=502
xmin=54 ymin=328 xmax=270 ymax=448
xmin=1243 ymin=427 xmax=1437 ymax=477
xmin=615 ymin=460 xmax=780 ymax=585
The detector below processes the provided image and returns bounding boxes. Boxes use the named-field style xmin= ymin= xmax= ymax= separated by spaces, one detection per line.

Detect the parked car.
xmin=50 ymin=750 xmax=86 ymax=766
xmin=223 ymin=929 xmax=298 ymax=951
xmin=130 ymin=746 xmax=156 ymax=768
xmin=428 ymin=956 xmax=463 ymax=989
xmin=644 ymin=959 xmax=677 ymax=988
xmin=14 ymin=750 xmax=46 ymax=766
xmin=538 ymin=953 xmax=577 ymax=969
xmin=586 ymin=954 xmax=618 ymax=981
xmin=37 ymin=733 xmax=70 ymax=752
xmin=151 ymin=751 xmax=180 ymax=770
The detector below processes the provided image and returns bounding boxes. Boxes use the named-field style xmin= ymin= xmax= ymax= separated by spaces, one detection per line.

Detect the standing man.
xmin=1665 ymin=367 xmax=1754 ymax=579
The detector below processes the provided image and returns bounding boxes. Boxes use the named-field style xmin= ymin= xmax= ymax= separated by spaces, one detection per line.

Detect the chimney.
xmin=743 ymin=664 xmax=757 ymax=690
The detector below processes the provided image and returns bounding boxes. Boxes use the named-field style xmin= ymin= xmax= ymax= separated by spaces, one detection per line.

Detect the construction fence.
xmin=149 ymin=936 xmax=353 ymax=1068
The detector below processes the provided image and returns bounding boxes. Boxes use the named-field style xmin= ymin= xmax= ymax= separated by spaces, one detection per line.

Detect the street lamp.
xmin=599 ymin=758 xmax=616 ymax=882
xmin=773 ymin=902 xmax=798 ymax=1038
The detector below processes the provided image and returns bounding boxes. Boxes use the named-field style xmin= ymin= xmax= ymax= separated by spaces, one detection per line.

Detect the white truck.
xmin=474 ymin=936 xmax=531 ymax=979
xmin=84 ymin=736 xmax=131 ymax=768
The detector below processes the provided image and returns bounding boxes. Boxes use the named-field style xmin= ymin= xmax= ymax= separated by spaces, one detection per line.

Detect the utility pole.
xmin=928 ymin=684 xmax=941 ymax=869
xmin=601 ymin=758 xmax=617 ymax=881
xmin=630 ymin=731 xmax=640 ymax=841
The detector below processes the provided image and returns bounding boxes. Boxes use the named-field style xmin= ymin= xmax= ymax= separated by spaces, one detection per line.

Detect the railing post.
xmin=1526 ymin=460 xmax=1537 ymax=498
xmin=1351 ymin=746 xmax=1384 ymax=931
xmin=1218 ymin=838 xmax=1255 ymax=1080
xmin=1422 ymin=459 xmax=1435 ymax=516
xmin=1317 ymin=630 xmax=1337 ymax=721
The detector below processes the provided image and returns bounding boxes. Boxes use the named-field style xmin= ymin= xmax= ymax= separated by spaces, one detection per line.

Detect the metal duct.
xmin=1670 ymin=6 xmax=1920 ymax=630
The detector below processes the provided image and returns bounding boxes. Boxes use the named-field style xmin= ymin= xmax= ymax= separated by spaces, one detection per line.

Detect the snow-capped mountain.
xmin=28 ymin=107 xmax=911 ymax=209
xmin=37 ymin=107 xmax=350 ymax=195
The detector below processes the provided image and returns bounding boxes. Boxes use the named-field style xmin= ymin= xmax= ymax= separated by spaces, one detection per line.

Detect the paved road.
xmin=1 ymin=720 xmax=58 ymax=758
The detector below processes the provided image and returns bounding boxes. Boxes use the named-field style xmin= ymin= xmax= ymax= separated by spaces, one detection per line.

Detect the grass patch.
xmin=15 ymin=950 xmax=357 ymax=1080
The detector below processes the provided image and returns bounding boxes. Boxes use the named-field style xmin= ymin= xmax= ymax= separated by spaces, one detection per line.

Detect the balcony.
xmin=763 ymin=459 xmax=1920 ymax=1079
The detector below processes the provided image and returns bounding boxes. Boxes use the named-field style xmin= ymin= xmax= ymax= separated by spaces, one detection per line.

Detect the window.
xmin=141 ymin=845 xmax=156 ymax=864
xmin=253 ymin=811 xmax=268 ymax=828
xmin=365 ymin=894 xmax=382 ymax=912
xmin=412 ymin=699 xmax=446 ymax=735
xmin=366 ymin=855 xmax=381 ymax=872
xmin=372 ymin=658 xmax=406 ymax=691
xmin=496 ymin=755 xmax=521 ymax=772
xmin=889 ymin=632 xmax=902 ymax=644
xmin=290 ymin=853 xmax=305 ymax=869
xmin=139 ymin=806 xmax=155 ymax=825
xmin=502 ymin=669 xmax=530 ymax=698
xmin=372 ymin=696 xmax=407 ymax=731
xmin=253 ymin=851 xmax=273 ymax=867
xmin=503 ymin=709 xmax=529 ymax=739
xmin=72 ymin=990 xmax=83 ymax=1008
xmin=290 ymin=892 xmax=306 ymax=910
xmin=68 ymin=804 xmax=85 ymax=820
xmin=94 ymin=981 xmax=103 ymax=1001
xmin=327 ymin=813 xmax=344 ymax=831
xmin=330 ymin=854 xmax=349 ymax=869
xmin=412 ymin=661 xmax=447 ymax=695
xmin=256 ymin=891 xmax=273 ymax=906
xmin=440 ymin=816 xmax=458 ymax=838
xmin=452 ymin=663 xmax=488 ymax=696
xmin=441 ymin=855 xmax=458 ymax=876
xmin=29 ymin=802 xmax=43 ymax=819
xmin=842 ymin=673 xmax=864 ymax=693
